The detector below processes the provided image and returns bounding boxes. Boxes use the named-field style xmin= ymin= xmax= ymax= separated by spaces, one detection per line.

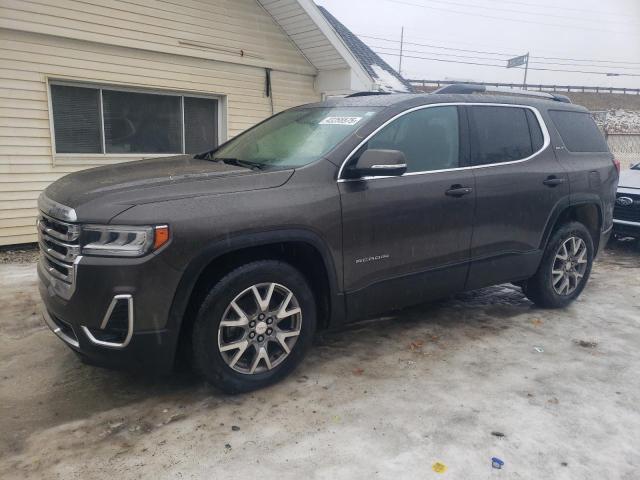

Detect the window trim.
xmin=47 ymin=79 xmax=225 ymax=158
xmin=337 ymin=102 xmax=550 ymax=182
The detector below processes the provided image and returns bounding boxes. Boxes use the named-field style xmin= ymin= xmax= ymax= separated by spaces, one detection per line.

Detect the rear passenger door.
xmin=465 ymin=104 xmax=570 ymax=290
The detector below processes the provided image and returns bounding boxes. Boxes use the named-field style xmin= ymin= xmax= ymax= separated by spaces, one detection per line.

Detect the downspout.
xmin=265 ymin=68 xmax=274 ymax=115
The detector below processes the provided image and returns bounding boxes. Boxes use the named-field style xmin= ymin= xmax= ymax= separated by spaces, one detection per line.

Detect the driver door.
xmin=339 ymin=105 xmax=476 ymax=320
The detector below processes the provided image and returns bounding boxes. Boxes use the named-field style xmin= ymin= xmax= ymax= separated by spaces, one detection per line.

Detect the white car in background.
xmin=613 ymin=163 xmax=640 ymax=239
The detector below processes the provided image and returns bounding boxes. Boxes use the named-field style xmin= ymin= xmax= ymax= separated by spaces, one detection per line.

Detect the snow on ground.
xmin=594 ymin=109 xmax=640 ymax=134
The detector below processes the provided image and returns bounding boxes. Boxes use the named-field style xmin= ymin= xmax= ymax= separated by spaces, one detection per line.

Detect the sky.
xmin=316 ymin=0 xmax=640 ymax=89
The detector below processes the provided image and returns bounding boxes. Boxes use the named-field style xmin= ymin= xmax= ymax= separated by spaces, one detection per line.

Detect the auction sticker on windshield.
xmin=319 ymin=116 xmax=363 ymax=126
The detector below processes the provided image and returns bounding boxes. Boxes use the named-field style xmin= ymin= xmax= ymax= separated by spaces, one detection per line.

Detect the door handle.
xmin=543 ymin=176 xmax=566 ymax=187
xmin=445 ymin=185 xmax=473 ymax=197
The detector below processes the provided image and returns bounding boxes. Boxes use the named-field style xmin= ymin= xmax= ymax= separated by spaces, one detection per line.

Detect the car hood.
xmin=618 ymin=168 xmax=640 ymax=190
xmin=43 ymin=155 xmax=294 ymax=222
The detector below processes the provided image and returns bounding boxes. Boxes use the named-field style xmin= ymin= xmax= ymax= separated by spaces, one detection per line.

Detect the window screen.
xmin=362 ymin=106 xmax=459 ymax=173
xmin=102 ymin=90 xmax=182 ymax=154
xmin=184 ymin=97 xmax=218 ymax=154
xmin=50 ymin=83 xmax=219 ymax=155
xmin=50 ymin=85 xmax=102 ymax=153
xmin=549 ymin=110 xmax=609 ymax=153
xmin=470 ymin=106 xmax=533 ymax=165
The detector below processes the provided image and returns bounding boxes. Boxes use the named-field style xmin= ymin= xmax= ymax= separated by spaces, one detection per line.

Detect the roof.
xmin=317 ymin=6 xmax=414 ymax=94
xmin=258 ymin=0 xmax=374 ymax=93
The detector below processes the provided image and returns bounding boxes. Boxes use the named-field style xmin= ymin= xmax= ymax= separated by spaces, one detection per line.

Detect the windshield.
xmin=207 ymin=107 xmax=381 ymax=168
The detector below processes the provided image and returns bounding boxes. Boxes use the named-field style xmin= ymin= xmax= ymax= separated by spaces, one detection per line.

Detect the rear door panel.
xmin=464 ymin=104 xmax=570 ymax=290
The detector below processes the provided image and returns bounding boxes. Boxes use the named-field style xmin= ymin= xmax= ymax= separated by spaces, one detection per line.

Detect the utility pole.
xmin=523 ymin=52 xmax=530 ymax=89
xmin=398 ymin=26 xmax=404 ymax=75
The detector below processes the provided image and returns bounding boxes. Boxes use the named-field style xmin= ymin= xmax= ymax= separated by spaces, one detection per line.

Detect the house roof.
xmin=317 ymin=6 xmax=413 ymax=93
xmin=258 ymin=0 xmax=412 ymax=94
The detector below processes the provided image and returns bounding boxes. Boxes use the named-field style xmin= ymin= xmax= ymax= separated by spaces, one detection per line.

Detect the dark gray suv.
xmin=38 ymin=90 xmax=618 ymax=392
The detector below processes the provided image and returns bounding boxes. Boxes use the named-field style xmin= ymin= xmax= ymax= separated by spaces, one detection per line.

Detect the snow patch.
xmin=593 ymin=109 xmax=640 ymax=134
xmin=370 ymin=64 xmax=410 ymax=93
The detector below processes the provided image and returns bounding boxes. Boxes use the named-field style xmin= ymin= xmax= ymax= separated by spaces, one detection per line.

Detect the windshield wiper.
xmin=215 ymin=158 xmax=267 ymax=170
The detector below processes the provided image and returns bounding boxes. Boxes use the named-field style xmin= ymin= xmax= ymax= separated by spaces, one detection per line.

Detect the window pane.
xmin=365 ymin=106 xmax=459 ymax=172
xmin=470 ymin=106 xmax=533 ymax=165
xmin=103 ymin=90 xmax=182 ymax=153
xmin=184 ymin=97 xmax=217 ymax=154
xmin=549 ymin=110 xmax=609 ymax=153
xmin=526 ymin=109 xmax=544 ymax=152
xmin=51 ymin=85 xmax=102 ymax=153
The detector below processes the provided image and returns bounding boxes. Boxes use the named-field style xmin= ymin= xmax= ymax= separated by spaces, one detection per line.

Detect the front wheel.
xmin=524 ymin=221 xmax=594 ymax=309
xmin=192 ymin=260 xmax=316 ymax=393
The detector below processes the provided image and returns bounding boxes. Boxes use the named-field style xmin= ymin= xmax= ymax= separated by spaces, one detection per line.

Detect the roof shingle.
xmin=318 ymin=6 xmax=414 ymax=93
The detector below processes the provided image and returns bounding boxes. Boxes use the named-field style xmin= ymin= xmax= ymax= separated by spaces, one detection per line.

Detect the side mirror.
xmin=350 ymin=149 xmax=407 ymax=178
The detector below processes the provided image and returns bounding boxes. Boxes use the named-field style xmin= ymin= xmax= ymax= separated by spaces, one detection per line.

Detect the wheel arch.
xmin=540 ymin=197 xmax=603 ymax=252
xmin=167 ymin=229 xmax=344 ymax=364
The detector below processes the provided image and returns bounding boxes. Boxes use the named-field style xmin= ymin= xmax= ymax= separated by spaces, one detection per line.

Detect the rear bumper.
xmin=597 ymin=225 xmax=613 ymax=256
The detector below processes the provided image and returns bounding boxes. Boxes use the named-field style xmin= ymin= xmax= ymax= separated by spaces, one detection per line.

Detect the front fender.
xmin=166 ymin=228 xmax=344 ymax=334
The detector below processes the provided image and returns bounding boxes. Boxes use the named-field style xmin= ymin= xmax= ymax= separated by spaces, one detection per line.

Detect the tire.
xmin=192 ymin=260 xmax=316 ymax=393
xmin=524 ymin=221 xmax=594 ymax=309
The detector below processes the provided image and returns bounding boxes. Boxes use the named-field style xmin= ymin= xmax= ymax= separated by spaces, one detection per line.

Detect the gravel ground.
xmin=0 ymin=241 xmax=638 ymax=479
xmin=0 ymin=244 xmax=38 ymax=264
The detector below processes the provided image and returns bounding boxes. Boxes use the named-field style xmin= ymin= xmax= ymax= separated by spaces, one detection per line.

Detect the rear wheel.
xmin=524 ymin=221 xmax=594 ymax=308
xmin=192 ymin=260 xmax=316 ymax=393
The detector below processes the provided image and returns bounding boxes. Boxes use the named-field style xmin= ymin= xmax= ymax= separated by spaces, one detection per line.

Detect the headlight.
xmin=81 ymin=224 xmax=169 ymax=257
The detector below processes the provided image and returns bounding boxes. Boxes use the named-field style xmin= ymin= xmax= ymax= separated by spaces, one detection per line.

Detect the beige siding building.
xmin=0 ymin=0 xmax=391 ymax=246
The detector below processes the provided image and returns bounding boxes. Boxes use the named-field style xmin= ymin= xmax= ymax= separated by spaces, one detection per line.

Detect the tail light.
xmin=613 ymin=157 xmax=621 ymax=174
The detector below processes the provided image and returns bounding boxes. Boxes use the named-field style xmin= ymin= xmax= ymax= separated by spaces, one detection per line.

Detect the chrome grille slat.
xmin=38 ymin=214 xmax=81 ymax=241
xmin=37 ymin=212 xmax=80 ymax=287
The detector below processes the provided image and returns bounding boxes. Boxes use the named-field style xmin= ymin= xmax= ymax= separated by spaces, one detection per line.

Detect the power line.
xmin=381 ymin=0 xmax=639 ymax=25
xmin=376 ymin=0 xmax=635 ymax=35
xmin=479 ymin=0 xmax=635 ymax=19
xmin=372 ymin=50 xmax=640 ymax=77
xmin=360 ymin=34 xmax=517 ymax=57
xmin=359 ymin=33 xmax=640 ymax=66
xmin=370 ymin=45 xmax=640 ymax=71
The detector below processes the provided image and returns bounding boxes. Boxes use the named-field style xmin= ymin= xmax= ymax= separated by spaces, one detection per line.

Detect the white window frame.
xmin=47 ymin=79 xmax=226 ymax=160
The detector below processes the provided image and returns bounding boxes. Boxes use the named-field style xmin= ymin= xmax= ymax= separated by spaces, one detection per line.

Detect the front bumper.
xmin=613 ymin=219 xmax=640 ymax=238
xmin=38 ymin=252 xmax=183 ymax=373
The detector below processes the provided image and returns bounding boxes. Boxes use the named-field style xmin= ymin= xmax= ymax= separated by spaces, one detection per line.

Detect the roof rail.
xmin=345 ymin=91 xmax=392 ymax=98
xmin=432 ymin=83 xmax=572 ymax=103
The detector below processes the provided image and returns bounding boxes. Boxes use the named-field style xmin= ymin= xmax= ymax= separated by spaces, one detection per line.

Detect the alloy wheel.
xmin=552 ymin=236 xmax=588 ymax=296
xmin=217 ymin=283 xmax=302 ymax=374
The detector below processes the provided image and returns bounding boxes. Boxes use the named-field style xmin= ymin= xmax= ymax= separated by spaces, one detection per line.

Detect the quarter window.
xmin=548 ymin=110 xmax=609 ymax=153
xmin=469 ymin=106 xmax=536 ymax=165
xmin=50 ymin=84 xmax=219 ymax=155
xmin=356 ymin=106 xmax=460 ymax=173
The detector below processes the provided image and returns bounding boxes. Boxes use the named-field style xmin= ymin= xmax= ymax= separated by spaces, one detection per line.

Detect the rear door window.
xmin=469 ymin=106 xmax=535 ymax=165
xmin=548 ymin=110 xmax=609 ymax=153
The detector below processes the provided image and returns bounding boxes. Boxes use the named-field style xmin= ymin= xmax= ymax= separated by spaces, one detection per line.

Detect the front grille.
xmin=614 ymin=192 xmax=640 ymax=223
xmin=37 ymin=213 xmax=81 ymax=286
